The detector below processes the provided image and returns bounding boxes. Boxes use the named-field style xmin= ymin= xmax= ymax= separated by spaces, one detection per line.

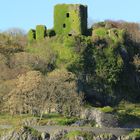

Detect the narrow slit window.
xmin=66 ymin=13 xmax=70 ymax=18
xmin=63 ymin=24 xmax=66 ymax=28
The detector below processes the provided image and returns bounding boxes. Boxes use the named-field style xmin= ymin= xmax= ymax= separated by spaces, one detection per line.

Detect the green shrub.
xmin=99 ymin=106 xmax=114 ymax=113
xmin=108 ymin=28 xmax=125 ymax=43
xmin=66 ymin=131 xmax=82 ymax=138
xmin=27 ymin=29 xmax=36 ymax=43
xmin=47 ymin=29 xmax=56 ymax=37
xmin=26 ymin=40 xmax=57 ymax=73
xmin=50 ymin=36 xmax=81 ymax=69
xmin=57 ymin=118 xmax=77 ymax=125
xmin=129 ymin=129 xmax=140 ymax=138
xmin=36 ymin=25 xmax=46 ymax=41
xmin=92 ymin=27 xmax=108 ymax=37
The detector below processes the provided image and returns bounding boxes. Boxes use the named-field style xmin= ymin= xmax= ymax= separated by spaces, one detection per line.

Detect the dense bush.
xmin=47 ymin=29 xmax=56 ymax=37
xmin=82 ymin=28 xmax=125 ymax=105
xmin=129 ymin=129 xmax=140 ymax=139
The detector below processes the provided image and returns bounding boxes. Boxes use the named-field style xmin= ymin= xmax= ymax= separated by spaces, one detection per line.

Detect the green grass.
xmin=115 ymin=102 xmax=140 ymax=126
xmin=66 ymin=130 xmax=82 ymax=138
xmin=99 ymin=106 xmax=114 ymax=113
xmin=0 ymin=114 xmax=38 ymax=126
xmin=0 ymin=103 xmax=140 ymax=128
xmin=117 ymin=101 xmax=140 ymax=117
xmin=96 ymin=102 xmax=140 ymax=126
xmin=39 ymin=113 xmax=78 ymax=126
xmin=0 ymin=126 xmax=42 ymax=138
xmin=0 ymin=128 xmax=12 ymax=137
xmin=129 ymin=129 xmax=140 ymax=138
xmin=0 ymin=113 xmax=78 ymax=127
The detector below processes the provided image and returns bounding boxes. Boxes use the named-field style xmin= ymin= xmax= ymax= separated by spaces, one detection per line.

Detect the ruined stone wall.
xmin=54 ymin=4 xmax=87 ymax=36
xmin=27 ymin=4 xmax=88 ymax=43
xmin=27 ymin=29 xmax=36 ymax=43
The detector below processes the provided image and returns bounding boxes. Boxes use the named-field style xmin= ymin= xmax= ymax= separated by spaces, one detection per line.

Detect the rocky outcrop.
xmin=50 ymin=130 xmax=68 ymax=140
xmin=80 ymin=108 xmax=118 ymax=128
xmin=0 ymin=126 xmax=49 ymax=140
xmin=0 ymin=127 xmax=136 ymax=140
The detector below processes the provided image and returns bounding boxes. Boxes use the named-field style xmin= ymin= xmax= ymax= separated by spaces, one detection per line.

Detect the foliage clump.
xmin=47 ymin=29 xmax=56 ymax=37
xmin=99 ymin=106 xmax=114 ymax=113
xmin=129 ymin=129 xmax=140 ymax=139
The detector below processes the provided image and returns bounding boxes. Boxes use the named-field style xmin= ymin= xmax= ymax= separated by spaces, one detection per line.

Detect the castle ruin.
xmin=28 ymin=4 xmax=88 ymax=42
xmin=54 ymin=4 xmax=87 ymax=36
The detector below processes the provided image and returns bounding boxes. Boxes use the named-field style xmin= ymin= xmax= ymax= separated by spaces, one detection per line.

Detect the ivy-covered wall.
xmin=36 ymin=25 xmax=47 ymax=41
xmin=54 ymin=4 xmax=87 ymax=36
xmin=27 ymin=29 xmax=36 ymax=43
xmin=27 ymin=4 xmax=88 ymax=43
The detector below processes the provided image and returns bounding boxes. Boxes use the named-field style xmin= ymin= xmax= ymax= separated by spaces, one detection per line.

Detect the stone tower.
xmin=54 ymin=4 xmax=88 ymax=36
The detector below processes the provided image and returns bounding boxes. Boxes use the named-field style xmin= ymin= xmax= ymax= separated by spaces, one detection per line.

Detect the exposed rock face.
xmin=70 ymin=135 xmax=135 ymax=140
xmin=80 ymin=108 xmax=118 ymax=128
xmin=0 ymin=127 xmax=46 ymax=140
xmin=0 ymin=128 xmax=136 ymax=140
xmin=94 ymin=136 xmax=134 ymax=140
xmin=50 ymin=130 xmax=68 ymax=140
xmin=71 ymin=120 xmax=88 ymax=127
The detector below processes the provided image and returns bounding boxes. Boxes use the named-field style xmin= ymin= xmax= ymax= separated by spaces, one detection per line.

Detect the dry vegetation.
xmin=0 ymin=21 xmax=140 ymax=122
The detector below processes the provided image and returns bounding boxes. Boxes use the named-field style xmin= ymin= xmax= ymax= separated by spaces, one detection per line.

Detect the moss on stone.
xmin=54 ymin=4 xmax=87 ymax=36
xmin=36 ymin=25 xmax=47 ymax=41
xmin=27 ymin=29 xmax=36 ymax=43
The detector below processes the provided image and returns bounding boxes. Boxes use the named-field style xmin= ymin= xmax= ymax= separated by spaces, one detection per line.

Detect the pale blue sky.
xmin=0 ymin=0 xmax=140 ymax=31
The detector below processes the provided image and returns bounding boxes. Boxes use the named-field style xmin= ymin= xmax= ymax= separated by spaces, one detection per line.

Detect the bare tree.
xmin=3 ymin=70 xmax=84 ymax=117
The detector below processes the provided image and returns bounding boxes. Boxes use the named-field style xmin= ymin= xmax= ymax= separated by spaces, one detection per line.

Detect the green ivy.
xmin=54 ymin=4 xmax=87 ymax=36
xmin=36 ymin=25 xmax=47 ymax=41
xmin=27 ymin=29 xmax=36 ymax=43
